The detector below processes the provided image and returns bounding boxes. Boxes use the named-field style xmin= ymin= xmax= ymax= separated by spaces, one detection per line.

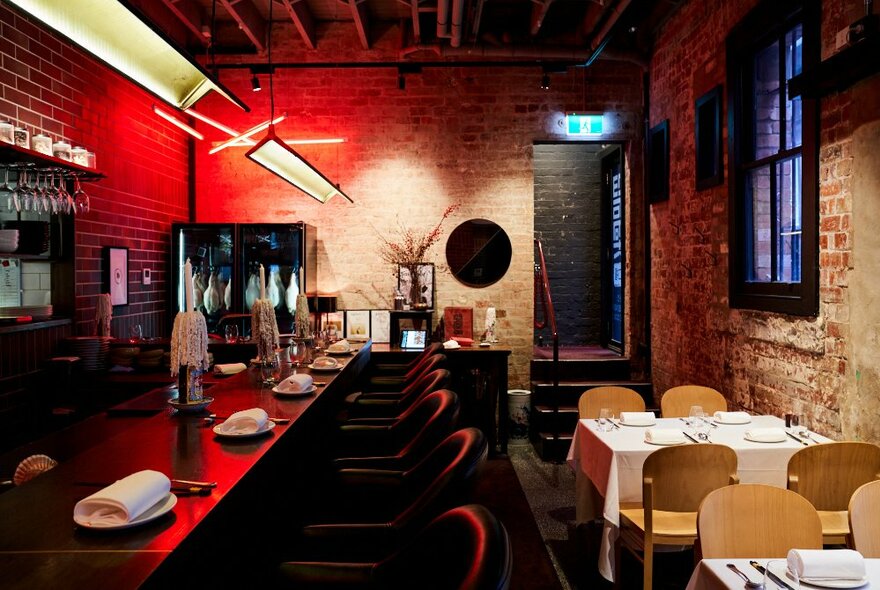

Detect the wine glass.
xmin=224 ymin=324 xmax=239 ymax=344
xmin=129 ymin=324 xmax=143 ymax=342
xmin=1 ymin=168 xmax=14 ymax=211
xmin=73 ymin=176 xmax=89 ymax=214
xmin=261 ymin=352 xmax=281 ymax=385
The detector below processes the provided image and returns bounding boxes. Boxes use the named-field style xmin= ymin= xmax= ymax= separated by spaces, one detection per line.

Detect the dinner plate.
xmin=272 ymin=384 xmax=317 ymax=397
xmin=714 ymin=417 xmax=751 ymax=425
xmin=212 ymin=420 xmax=276 ymax=438
xmin=644 ymin=439 xmax=685 ymax=446
xmin=767 ymin=561 xmax=869 ymax=589
xmin=619 ymin=421 xmax=656 ymax=427
xmin=308 ymin=363 xmax=342 ymax=372
xmin=75 ymin=493 xmax=178 ymax=530
xmin=325 ymin=349 xmax=354 ymax=356
xmin=168 ymin=397 xmax=213 ymax=413
xmin=744 ymin=433 xmax=787 ymax=443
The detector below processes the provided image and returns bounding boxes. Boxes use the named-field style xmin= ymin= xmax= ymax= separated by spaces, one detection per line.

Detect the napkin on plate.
xmin=744 ymin=427 xmax=787 ymax=442
xmin=644 ymin=428 xmax=686 ymax=444
xmin=443 ymin=339 xmax=461 ymax=350
xmin=277 ymin=373 xmax=313 ymax=393
xmin=327 ymin=339 xmax=351 ymax=353
xmin=214 ymin=362 xmax=247 ymax=375
xmin=216 ymin=408 xmax=268 ymax=435
xmin=713 ymin=411 xmax=751 ymax=424
xmin=620 ymin=412 xmax=656 ymax=426
xmin=311 ymin=356 xmax=339 ymax=369
xmin=73 ymin=470 xmax=171 ymax=526
xmin=787 ymin=549 xmax=866 ymax=581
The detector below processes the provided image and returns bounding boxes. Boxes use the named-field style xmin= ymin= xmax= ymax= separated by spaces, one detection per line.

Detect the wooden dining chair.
xmin=660 ymin=385 xmax=727 ymax=418
xmin=616 ymin=444 xmax=738 ymax=590
xmin=788 ymin=441 xmax=880 ymax=545
xmin=577 ymin=386 xmax=646 ymax=419
xmin=849 ymin=479 xmax=880 ymax=557
xmin=697 ymin=483 xmax=823 ymax=558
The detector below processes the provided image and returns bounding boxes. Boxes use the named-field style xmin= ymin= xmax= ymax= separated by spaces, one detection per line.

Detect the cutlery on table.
xmin=171 ymin=478 xmax=217 ymax=488
xmin=786 ymin=431 xmax=809 ymax=446
xmin=726 ymin=563 xmax=763 ymax=588
xmin=205 ymin=414 xmax=290 ymax=424
xmin=750 ymin=560 xmax=796 ymax=590
xmin=682 ymin=432 xmax=701 ymax=444
xmin=74 ymin=481 xmax=212 ymax=496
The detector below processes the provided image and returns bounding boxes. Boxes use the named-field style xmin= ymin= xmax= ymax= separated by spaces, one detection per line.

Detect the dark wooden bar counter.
xmin=0 ymin=342 xmax=371 ymax=589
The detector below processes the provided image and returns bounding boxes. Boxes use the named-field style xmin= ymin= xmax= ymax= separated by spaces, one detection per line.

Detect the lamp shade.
xmin=6 ymin=0 xmax=249 ymax=112
xmin=246 ymin=125 xmax=353 ymax=204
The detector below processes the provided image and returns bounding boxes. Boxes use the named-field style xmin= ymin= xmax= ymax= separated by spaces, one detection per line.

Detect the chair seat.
xmin=620 ymin=508 xmax=698 ymax=540
xmin=818 ymin=509 xmax=850 ymax=536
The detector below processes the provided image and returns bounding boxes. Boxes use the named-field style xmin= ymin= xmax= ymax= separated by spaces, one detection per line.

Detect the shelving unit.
xmin=0 ymin=142 xmax=105 ymax=181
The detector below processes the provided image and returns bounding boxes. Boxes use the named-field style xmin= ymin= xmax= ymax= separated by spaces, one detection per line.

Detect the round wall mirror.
xmin=445 ymin=219 xmax=512 ymax=287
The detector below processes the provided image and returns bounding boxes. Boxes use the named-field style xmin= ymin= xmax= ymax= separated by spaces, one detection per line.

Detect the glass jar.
xmin=52 ymin=141 xmax=71 ymax=161
xmin=71 ymin=146 xmax=88 ymax=166
xmin=14 ymin=127 xmax=29 ymax=149
xmin=31 ymin=134 xmax=52 ymax=155
xmin=0 ymin=121 xmax=13 ymax=144
xmin=86 ymin=151 xmax=96 ymax=169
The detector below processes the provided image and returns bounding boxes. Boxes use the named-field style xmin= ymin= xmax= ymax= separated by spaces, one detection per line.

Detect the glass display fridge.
xmin=170 ymin=223 xmax=317 ymax=336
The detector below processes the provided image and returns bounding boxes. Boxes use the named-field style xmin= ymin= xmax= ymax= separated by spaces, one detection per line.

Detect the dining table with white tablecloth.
xmin=686 ymin=558 xmax=880 ymax=590
xmin=566 ymin=414 xmax=831 ymax=581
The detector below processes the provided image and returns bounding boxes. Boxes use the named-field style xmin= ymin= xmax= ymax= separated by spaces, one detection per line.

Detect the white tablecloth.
xmin=686 ymin=558 xmax=879 ymax=590
xmin=566 ymin=415 xmax=830 ymax=581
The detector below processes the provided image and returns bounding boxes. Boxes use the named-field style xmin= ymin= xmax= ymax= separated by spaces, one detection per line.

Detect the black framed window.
xmin=727 ymin=0 xmax=819 ymax=315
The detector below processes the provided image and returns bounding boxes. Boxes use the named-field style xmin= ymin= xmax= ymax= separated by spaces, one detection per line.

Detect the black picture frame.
xmin=103 ymin=246 xmax=128 ymax=306
xmin=397 ymin=263 xmax=434 ymax=309
xmin=695 ymin=85 xmax=723 ymax=190
xmin=647 ymin=119 xmax=670 ymax=203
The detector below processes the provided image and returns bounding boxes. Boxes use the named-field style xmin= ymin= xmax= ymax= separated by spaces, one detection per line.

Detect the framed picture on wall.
xmin=647 ymin=119 xmax=670 ymax=204
xmin=322 ymin=311 xmax=344 ymax=338
xmin=370 ymin=310 xmax=391 ymax=343
xmin=104 ymin=246 xmax=128 ymax=306
xmin=344 ymin=310 xmax=370 ymax=341
xmin=695 ymin=85 xmax=723 ymax=190
xmin=398 ymin=263 xmax=434 ymax=309
xmin=444 ymin=307 xmax=473 ymax=341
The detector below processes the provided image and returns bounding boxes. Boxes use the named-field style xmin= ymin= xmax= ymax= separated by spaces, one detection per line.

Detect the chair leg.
xmin=643 ymin=537 xmax=653 ymax=590
xmin=613 ymin=533 xmax=622 ymax=590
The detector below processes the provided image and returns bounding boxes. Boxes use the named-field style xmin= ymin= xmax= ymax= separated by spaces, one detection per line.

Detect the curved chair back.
xmin=577 ymin=386 xmax=645 ymax=419
xmin=400 ymin=355 xmax=448 ymax=395
xmin=391 ymin=389 xmax=460 ymax=458
xmin=644 ymin=444 xmax=738 ymax=513
xmin=849 ymin=480 xmax=880 ymax=557
xmin=403 ymin=345 xmax=445 ymax=382
xmin=395 ymin=368 xmax=451 ymax=412
xmin=698 ymin=484 xmax=823 ymax=558
xmin=660 ymin=385 xmax=727 ymax=418
xmin=787 ymin=441 xmax=880 ymax=511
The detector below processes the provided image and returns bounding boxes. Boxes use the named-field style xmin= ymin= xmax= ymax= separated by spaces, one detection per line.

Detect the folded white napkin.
xmin=713 ymin=411 xmax=751 ymax=424
xmin=644 ymin=428 xmax=686 ymax=444
xmin=745 ymin=427 xmax=787 ymax=442
xmin=277 ymin=373 xmax=313 ymax=393
xmin=217 ymin=408 xmax=268 ymax=435
xmin=311 ymin=356 xmax=339 ymax=369
xmin=620 ymin=412 xmax=655 ymax=426
xmin=787 ymin=549 xmax=866 ymax=581
xmin=214 ymin=362 xmax=247 ymax=375
xmin=73 ymin=470 xmax=171 ymax=526
xmin=327 ymin=339 xmax=351 ymax=353
xmin=443 ymin=339 xmax=461 ymax=350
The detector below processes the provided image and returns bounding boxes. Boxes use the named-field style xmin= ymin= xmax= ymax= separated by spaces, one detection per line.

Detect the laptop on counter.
xmin=400 ymin=329 xmax=427 ymax=350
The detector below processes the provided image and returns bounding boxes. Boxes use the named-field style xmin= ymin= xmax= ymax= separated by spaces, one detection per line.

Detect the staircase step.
xmin=533 ymin=431 xmax=574 ymax=463
xmin=530 ymin=381 xmax=655 ymax=407
xmin=530 ymin=357 xmax=630 ymax=382
xmin=530 ymin=405 xmax=579 ymax=434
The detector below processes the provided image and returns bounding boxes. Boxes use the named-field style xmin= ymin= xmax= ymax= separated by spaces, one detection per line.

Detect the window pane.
xmin=753 ymin=40 xmax=780 ymax=160
xmin=776 ymin=156 xmax=802 ymax=282
xmin=747 ymin=166 xmax=773 ymax=282
xmin=785 ymin=24 xmax=803 ymax=148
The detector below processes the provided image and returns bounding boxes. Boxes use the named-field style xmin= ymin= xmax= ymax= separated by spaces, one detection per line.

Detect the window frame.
xmin=726 ymin=0 xmax=820 ymax=316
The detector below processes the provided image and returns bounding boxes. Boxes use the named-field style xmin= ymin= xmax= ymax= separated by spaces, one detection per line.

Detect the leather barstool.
xmin=279 ymin=504 xmax=512 ymax=590
xmin=346 ymin=353 xmax=447 ymax=407
xmin=346 ymin=368 xmax=451 ymax=420
xmin=368 ymin=342 xmax=444 ymax=389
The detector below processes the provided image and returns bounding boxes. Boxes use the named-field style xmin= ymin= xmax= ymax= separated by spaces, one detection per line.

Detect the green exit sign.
xmin=566 ymin=113 xmax=603 ymax=136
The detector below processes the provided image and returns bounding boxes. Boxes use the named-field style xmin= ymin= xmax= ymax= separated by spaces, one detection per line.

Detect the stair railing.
xmin=534 ymin=238 xmax=560 ymax=438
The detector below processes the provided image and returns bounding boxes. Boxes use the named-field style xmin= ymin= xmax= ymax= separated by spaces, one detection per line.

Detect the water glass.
xmin=598 ymin=408 xmax=613 ymax=432
xmin=261 ymin=352 xmax=281 ymax=385
xmin=224 ymin=324 xmax=239 ymax=344
xmin=688 ymin=405 xmax=704 ymax=429
xmin=765 ymin=560 xmax=798 ymax=589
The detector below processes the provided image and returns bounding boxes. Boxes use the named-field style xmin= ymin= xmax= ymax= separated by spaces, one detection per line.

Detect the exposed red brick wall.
xmin=192 ymin=24 xmax=647 ymax=388
xmin=649 ymin=0 xmax=876 ymax=439
xmin=0 ymin=5 xmax=190 ymax=340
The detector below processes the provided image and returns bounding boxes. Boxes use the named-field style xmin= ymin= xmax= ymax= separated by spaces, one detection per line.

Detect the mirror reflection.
xmin=446 ymin=219 xmax=512 ymax=287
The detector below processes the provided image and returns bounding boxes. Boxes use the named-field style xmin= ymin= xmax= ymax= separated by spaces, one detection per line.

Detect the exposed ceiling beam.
xmin=347 ymin=0 xmax=371 ymax=49
xmin=410 ymin=0 xmax=421 ymax=42
xmin=530 ymin=0 xmax=555 ymax=36
xmin=280 ymin=0 xmax=317 ymax=49
xmin=159 ymin=0 xmax=209 ymax=44
xmin=219 ymin=0 xmax=267 ymax=52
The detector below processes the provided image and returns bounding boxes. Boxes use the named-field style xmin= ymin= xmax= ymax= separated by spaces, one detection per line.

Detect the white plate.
xmin=308 ymin=363 xmax=342 ymax=372
xmin=272 ymin=384 xmax=317 ymax=397
xmin=620 ymin=421 xmax=656 ymax=427
xmin=168 ymin=397 xmax=214 ymax=413
xmin=714 ymin=417 xmax=752 ymax=425
xmin=744 ymin=433 xmax=787 ymax=443
xmin=75 ymin=493 xmax=178 ymax=530
xmin=768 ymin=561 xmax=869 ymax=589
xmin=644 ymin=439 xmax=686 ymax=446
xmin=325 ymin=349 xmax=353 ymax=356
xmin=213 ymin=420 xmax=276 ymax=438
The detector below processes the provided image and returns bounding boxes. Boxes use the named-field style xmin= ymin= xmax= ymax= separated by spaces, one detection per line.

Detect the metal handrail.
xmin=534 ymin=238 xmax=560 ymax=435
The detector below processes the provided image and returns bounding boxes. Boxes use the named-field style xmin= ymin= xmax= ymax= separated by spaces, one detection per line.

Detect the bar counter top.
xmin=0 ymin=342 xmax=371 ymax=589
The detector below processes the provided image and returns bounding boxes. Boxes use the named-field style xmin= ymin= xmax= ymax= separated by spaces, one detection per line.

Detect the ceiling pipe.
xmin=450 ymin=0 xmax=465 ymax=47
xmin=590 ymin=0 xmax=631 ymax=51
xmin=437 ymin=0 xmax=450 ymax=39
xmin=400 ymin=43 xmax=591 ymax=61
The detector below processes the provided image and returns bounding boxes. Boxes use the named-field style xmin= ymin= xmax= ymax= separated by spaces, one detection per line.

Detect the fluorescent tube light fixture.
xmin=153 ymin=105 xmax=204 ymax=140
xmin=6 ymin=0 xmax=249 ymax=112
xmin=246 ymin=125 xmax=353 ymax=204
xmin=208 ymin=114 xmax=287 ymax=155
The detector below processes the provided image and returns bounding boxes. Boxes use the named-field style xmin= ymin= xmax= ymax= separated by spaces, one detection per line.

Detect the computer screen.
xmin=400 ymin=329 xmax=427 ymax=350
